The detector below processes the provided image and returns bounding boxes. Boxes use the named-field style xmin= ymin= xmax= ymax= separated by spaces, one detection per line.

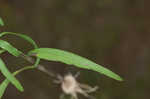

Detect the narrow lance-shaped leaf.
xmin=28 ymin=48 xmax=123 ymax=81
xmin=0 ymin=17 xmax=4 ymax=26
xmin=0 ymin=40 xmax=21 ymax=56
xmin=0 ymin=66 xmax=34 ymax=98
xmin=0 ymin=33 xmax=40 ymax=98
xmin=0 ymin=58 xmax=24 ymax=92
xmin=0 ymin=32 xmax=38 ymax=48
xmin=0 ymin=55 xmax=40 ymax=98
xmin=0 ymin=32 xmax=40 ymax=67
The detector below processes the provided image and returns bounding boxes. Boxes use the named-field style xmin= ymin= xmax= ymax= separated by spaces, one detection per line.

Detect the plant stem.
xmin=20 ymin=53 xmax=56 ymax=77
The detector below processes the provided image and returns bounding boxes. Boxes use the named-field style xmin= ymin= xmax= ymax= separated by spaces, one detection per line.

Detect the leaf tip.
xmin=0 ymin=17 xmax=4 ymax=26
xmin=115 ymin=76 xmax=124 ymax=82
xmin=18 ymin=85 xmax=24 ymax=92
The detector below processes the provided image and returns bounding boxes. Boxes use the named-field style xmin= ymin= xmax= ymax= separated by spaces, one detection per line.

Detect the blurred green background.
xmin=0 ymin=0 xmax=150 ymax=99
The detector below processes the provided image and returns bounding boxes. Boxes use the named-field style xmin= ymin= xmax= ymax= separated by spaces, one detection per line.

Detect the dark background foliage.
xmin=0 ymin=0 xmax=150 ymax=99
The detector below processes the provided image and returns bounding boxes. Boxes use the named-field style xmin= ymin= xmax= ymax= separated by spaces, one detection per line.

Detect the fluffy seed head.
xmin=62 ymin=74 xmax=77 ymax=94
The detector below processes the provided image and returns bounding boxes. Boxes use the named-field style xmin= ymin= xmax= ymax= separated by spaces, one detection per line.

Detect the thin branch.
xmin=20 ymin=53 xmax=56 ymax=78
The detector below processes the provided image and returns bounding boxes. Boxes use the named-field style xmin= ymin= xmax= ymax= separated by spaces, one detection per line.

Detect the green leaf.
xmin=0 ymin=33 xmax=40 ymax=98
xmin=0 ymin=58 xmax=24 ymax=92
xmin=0 ymin=32 xmax=38 ymax=48
xmin=0 ymin=17 xmax=4 ymax=26
xmin=0 ymin=66 xmax=34 ymax=98
xmin=28 ymin=48 xmax=123 ymax=81
xmin=0 ymin=32 xmax=40 ymax=67
xmin=0 ymin=40 xmax=21 ymax=56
